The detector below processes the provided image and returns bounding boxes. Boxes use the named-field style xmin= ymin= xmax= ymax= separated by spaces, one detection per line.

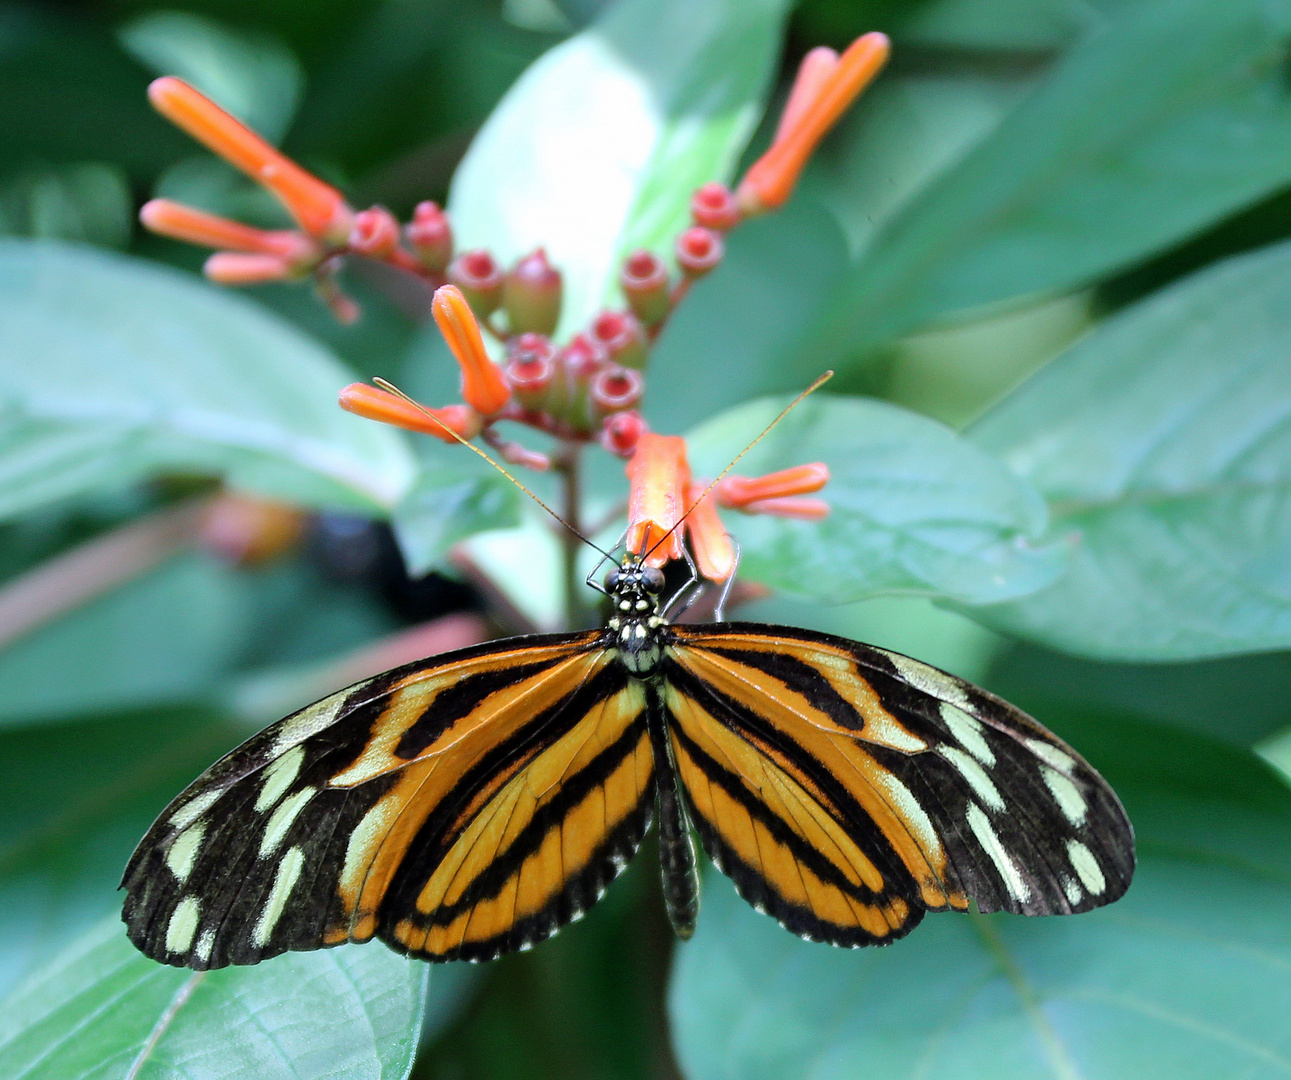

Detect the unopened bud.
xmin=504 ymin=248 xmax=563 ymax=336
xmin=600 ymin=410 xmax=646 ymax=457
xmin=589 ymin=310 xmax=647 ymax=369
xmin=349 ymin=206 xmax=401 ymax=259
xmin=690 ymin=182 xmax=741 ymax=231
xmin=204 ymin=251 xmax=295 ymax=284
xmin=620 ymin=249 xmax=671 ymax=326
xmin=448 ymin=249 xmax=503 ymax=318
xmin=505 ymin=333 xmax=555 ymax=409
xmin=589 ymin=365 xmax=643 ymax=421
xmin=406 ymin=201 xmax=453 ymax=273
xmin=676 ymin=227 xmax=723 ymax=278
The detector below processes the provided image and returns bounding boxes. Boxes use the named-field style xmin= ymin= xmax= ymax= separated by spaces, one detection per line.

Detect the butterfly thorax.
xmin=603 ymin=556 xmax=669 ymax=678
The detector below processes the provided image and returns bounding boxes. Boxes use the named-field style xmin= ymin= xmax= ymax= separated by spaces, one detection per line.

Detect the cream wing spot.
xmin=967 ymin=803 xmax=1031 ymax=904
xmin=258 ymin=787 xmax=316 ymax=858
xmin=270 ymin=691 xmax=350 ymax=757
xmin=166 ymin=897 xmax=201 ymax=954
xmin=883 ymin=652 xmax=972 ymax=709
xmin=939 ymin=702 xmax=994 ymax=765
xmin=255 ymin=747 xmax=305 ymax=812
xmin=1025 ymin=738 xmax=1077 ymax=774
xmin=165 ymin=822 xmax=206 ymax=883
xmin=169 ymin=788 xmax=220 ymax=831
xmin=939 ymin=746 xmax=1005 ymax=811
xmin=1061 ymin=875 xmax=1083 ymax=906
xmin=1067 ymin=839 xmax=1106 ymax=896
xmin=254 ymin=846 xmax=306 ymax=947
xmin=870 ymin=770 xmax=943 ymax=861
xmin=1042 ymin=766 xmax=1087 ymax=826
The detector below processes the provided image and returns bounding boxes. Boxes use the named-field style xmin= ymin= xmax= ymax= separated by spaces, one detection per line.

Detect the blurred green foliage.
xmin=1 ymin=0 xmax=1290 ymax=1077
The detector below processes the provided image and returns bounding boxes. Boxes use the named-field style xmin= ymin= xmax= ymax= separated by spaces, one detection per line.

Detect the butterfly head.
xmin=604 ymin=554 xmax=668 ymax=676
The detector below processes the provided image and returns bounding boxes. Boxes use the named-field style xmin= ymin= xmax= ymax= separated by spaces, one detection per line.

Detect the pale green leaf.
xmin=684 ymin=395 xmax=1066 ymax=605
xmin=969 ymin=239 xmax=1291 ymax=659
xmin=0 ymin=241 xmax=416 ymax=516
xmin=0 ymin=919 xmax=429 ymax=1080
xmin=447 ymin=0 xmax=791 ymax=340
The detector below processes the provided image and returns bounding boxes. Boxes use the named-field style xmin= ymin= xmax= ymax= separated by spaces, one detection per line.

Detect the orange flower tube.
xmin=432 ymin=285 xmax=511 ymax=416
xmin=626 ymin=434 xmax=690 ymax=567
xmin=141 ymin=199 xmax=317 ymax=261
xmin=339 ymin=383 xmax=482 ymax=443
xmin=737 ymin=33 xmax=889 ymax=215
xmin=684 ymin=481 xmax=736 ymax=582
xmin=148 ymin=77 xmax=354 ymax=243
xmin=715 ymin=463 xmax=830 ymax=508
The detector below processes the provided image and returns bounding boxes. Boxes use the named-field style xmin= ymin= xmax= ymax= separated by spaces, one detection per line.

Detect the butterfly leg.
xmin=647 ymin=687 xmax=699 ymax=938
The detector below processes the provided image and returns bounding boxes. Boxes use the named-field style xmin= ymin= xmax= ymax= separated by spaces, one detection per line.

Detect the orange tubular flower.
xmin=684 ymin=481 xmax=736 ymax=583
xmin=737 ymin=32 xmax=889 ymax=215
xmin=626 ymin=434 xmax=690 ymax=567
xmin=339 ymin=383 xmax=482 ymax=443
xmin=148 ymin=77 xmax=354 ymax=244
xmin=140 ymin=199 xmax=319 ymax=263
xmin=432 ymin=285 xmax=511 ymax=416
xmin=715 ymin=463 xmax=830 ymax=508
xmin=204 ymin=252 xmax=297 ymax=285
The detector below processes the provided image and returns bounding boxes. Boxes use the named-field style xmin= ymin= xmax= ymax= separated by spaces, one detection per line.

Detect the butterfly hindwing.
xmin=663 ymin=624 xmax=1134 ymax=942
xmin=122 ymin=630 xmax=657 ymax=968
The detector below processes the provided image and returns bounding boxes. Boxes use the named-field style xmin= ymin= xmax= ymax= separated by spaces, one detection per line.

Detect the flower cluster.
xmin=141 ymin=32 xmax=888 ymax=583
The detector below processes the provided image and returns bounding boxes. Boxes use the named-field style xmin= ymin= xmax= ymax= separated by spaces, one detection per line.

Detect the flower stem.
xmin=554 ymin=441 xmax=593 ymax=630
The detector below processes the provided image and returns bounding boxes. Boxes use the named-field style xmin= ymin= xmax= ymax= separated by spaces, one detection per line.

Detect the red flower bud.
xmin=348 ymin=206 xmax=402 ymax=260
xmin=589 ymin=310 xmax=646 ymax=369
xmin=690 ymin=182 xmax=741 ymax=232
xmin=504 ymin=247 xmax=563 ymax=336
xmin=676 ymin=226 xmax=724 ymax=278
xmin=448 ymin=249 xmax=504 ymax=318
xmin=406 ymin=201 xmax=453 ymax=273
xmin=620 ymin=249 xmax=671 ymax=326
xmin=600 ymin=410 xmax=647 ymax=457
xmin=589 ymin=365 xmax=644 ymax=421
xmin=505 ymin=334 xmax=556 ymax=409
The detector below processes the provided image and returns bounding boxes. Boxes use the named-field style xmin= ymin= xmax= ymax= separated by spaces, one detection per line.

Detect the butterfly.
xmin=122 ymin=552 xmax=1134 ymax=969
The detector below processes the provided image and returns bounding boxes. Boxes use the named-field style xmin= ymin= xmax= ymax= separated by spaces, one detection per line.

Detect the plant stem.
xmin=554 ymin=440 xmax=593 ymax=630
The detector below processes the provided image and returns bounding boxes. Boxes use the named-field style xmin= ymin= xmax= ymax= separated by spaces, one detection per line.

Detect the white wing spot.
xmin=195 ymin=928 xmax=216 ymax=964
xmin=940 ymin=746 xmax=1005 ymax=811
xmin=1066 ymin=839 xmax=1106 ymax=896
xmin=871 ymin=770 xmax=943 ymax=859
xmin=940 ymin=702 xmax=994 ymax=765
xmin=254 ymin=845 xmax=306 ymax=946
xmin=255 ymin=746 xmax=305 ymax=813
xmin=166 ymin=897 xmax=201 ymax=954
xmin=169 ymin=788 xmax=220 ymax=831
xmin=259 ymin=787 xmax=316 ymax=858
xmin=884 ymin=652 xmax=972 ymax=708
xmin=270 ymin=692 xmax=348 ymax=757
xmin=1025 ymin=738 xmax=1076 ymax=775
xmin=1042 ymin=766 xmax=1087 ymax=826
xmin=165 ymin=822 xmax=206 ymax=883
xmin=1061 ymin=875 xmax=1083 ymax=906
xmin=967 ymin=803 xmax=1031 ymax=904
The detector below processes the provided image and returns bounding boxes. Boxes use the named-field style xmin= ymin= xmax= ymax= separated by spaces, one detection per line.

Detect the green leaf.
xmin=0 ymin=241 xmax=416 ymax=516
xmin=118 ymin=11 xmax=303 ymax=145
xmin=447 ymin=0 xmax=791 ymax=340
xmin=809 ymin=0 xmax=1291 ymax=361
xmin=684 ymin=394 xmax=1066 ymax=605
xmin=969 ymin=238 xmax=1291 ymax=659
xmin=0 ymin=163 xmax=132 ymax=249
xmin=0 ymin=918 xmax=428 ymax=1080
xmin=670 ymin=711 xmax=1291 ymax=1080
xmin=391 ymin=459 xmax=522 ymax=577
xmin=0 ymin=709 xmax=235 ymax=996
xmin=0 ymin=555 xmax=253 ymax=728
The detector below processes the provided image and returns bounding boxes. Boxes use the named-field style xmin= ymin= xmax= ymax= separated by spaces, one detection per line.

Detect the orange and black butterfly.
xmin=122 ymin=553 xmax=1134 ymax=969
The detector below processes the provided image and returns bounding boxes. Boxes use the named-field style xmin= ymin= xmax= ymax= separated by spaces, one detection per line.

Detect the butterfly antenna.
xmin=644 ymin=370 xmax=833 ymax=562
xmin=371 ymin=378 xmax=613 ymax=561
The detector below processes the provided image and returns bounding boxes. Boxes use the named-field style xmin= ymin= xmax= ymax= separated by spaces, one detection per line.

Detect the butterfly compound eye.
xmin=604 ymin=567 xmax=621 ymax=592
xmin=642 ymin=566 xmax=665 ymax=593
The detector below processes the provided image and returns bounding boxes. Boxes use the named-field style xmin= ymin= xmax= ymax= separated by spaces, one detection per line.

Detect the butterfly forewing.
xmin=663 ymin=624 xmax=1134 ymax=942
xmin=122 ymin=630 xmax=658 ymax=968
